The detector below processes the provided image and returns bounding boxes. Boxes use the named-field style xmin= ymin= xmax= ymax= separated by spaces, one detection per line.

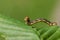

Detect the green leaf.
xmin=0 ymin=14 xmax=40 ymax=40
xmin=1 ymin=14 xmax=60 ymax=40
xmin=37 ymin=26 xmax=60 ymax=40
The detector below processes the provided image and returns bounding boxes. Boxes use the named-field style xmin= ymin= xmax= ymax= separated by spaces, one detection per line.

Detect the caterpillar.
xmin=24 ymin=16 xmax=57 ymax=26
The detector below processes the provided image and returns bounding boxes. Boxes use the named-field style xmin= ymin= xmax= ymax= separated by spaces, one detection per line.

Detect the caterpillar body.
xmin=24 ymin=16 xmax=57 ymax=26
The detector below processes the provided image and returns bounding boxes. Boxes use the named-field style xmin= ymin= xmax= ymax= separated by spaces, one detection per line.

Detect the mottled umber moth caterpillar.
xmin=24 ymin=16 xmax=57 ymax=26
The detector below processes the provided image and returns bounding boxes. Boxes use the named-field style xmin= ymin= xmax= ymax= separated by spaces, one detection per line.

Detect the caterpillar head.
xmin=24 ymin=16 xmax=31 ymax=25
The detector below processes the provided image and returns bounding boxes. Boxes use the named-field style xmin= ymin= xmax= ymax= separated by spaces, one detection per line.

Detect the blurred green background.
xmin=0 ymin=0 xmax=57 ymax=28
